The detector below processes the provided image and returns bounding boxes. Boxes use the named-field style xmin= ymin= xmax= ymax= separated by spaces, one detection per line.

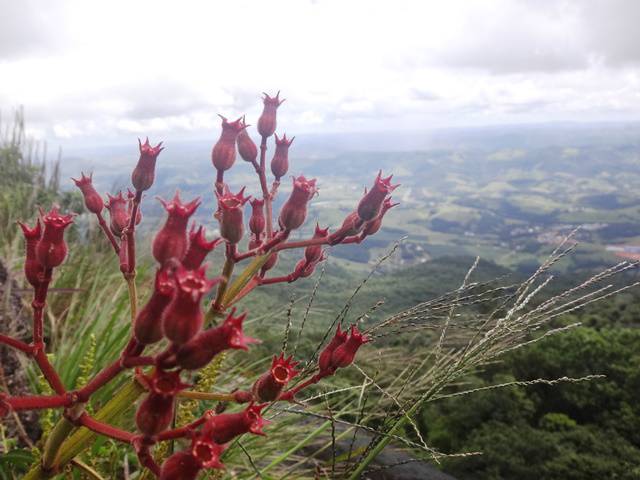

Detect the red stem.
xmin=126 ymin=191 xmax=142 ymax=274
xmin=79 ymin=413 xmax=135 ymax=443
xmin=76 ymin=358 xmax=123 ymax=402
xmin=33 ymin=349 xmax=67 ymax=395
xmin=156 ymin=417 xmax=206 ymax=441
xmin=258 ymin=136 xmax=273 ymax=238
xmin=8 ymin=393 xmax=74 ymax=411
xmin=0 ymin=334 xmax=32 ymax=354
xmin=97 ymin=212 xmax=120 ymax=254
xmin=280 ymin=372 xmax=328 ymax=401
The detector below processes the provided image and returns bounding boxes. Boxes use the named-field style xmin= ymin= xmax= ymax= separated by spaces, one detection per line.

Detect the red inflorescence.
xmin=5 ymin=90 xmax=398 ymax=478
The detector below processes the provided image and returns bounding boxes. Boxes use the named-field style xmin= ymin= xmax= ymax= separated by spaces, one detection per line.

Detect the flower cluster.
xmin=0 ymin=91 xmax=395 ymax=478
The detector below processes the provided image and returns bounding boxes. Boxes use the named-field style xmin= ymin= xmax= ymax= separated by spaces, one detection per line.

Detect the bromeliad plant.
xmin=0 ymin=92 xmax=398 ymax=478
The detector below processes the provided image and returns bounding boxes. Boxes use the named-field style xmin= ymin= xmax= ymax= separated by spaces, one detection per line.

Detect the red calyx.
xmin=161 ymin=265 xmax=220 ymax=344
xmin=135 ymin=369 xmax=189 ymax=436
xmin=176 ymin=308 xmax=258 ymax=370
xmin=328 ymin=211 xmax=364 ymax=245
xmin=211 ymin=115 xmax=245 ymax=173
xmin=106 ymin=191 xmax=129 ymax=237
xmin=249 ymin=198 xmax=266 ymax=238
xmin=132 ymin=137 xmax=164 ymax=192
xmin=318 ymin=324 xmax=349 ymax=374
xmin=72 ymin=172 xmax=104 ymax=214
xmin=183 ymin=224 xmax=222 ymax=270
xmin=357 ymin=171 xmax=400 ymax=222
xmin=237 ymin=116 xmax=258 ymax=164
xmin=305 ymin=223 xmax=329 ymax=264
xmin=329 ymin=325 xmax=370 ymax=370
xmin=278 ymin=175 xmax=318 ymax=232
xmin=215 ymin=186 xmax=250 ymax=245
xmin=134 ymin=268 xmax=175 ymax=345
xmin=152 ymin=192 xmax=201 ymax=266
xmin=252 ymin=353 xmax=300 ymax=402
xmin=190 ymin=436 xmax=226 ymax=469
xmin=18 ymin=219 xmax=43 ymax=287
xmin=201 ymin=403 xmax=269 ymax=444
xmin=36 ymin=206 xmax=74 ymax=269
xmin=260 ymin=251 xmax=279 ymax=276
xmin=270 ymin=133 xmax=295 ymax=181
xmin=362 ymin=197 xmax=399 ymax=237
xmin=159 ymin=451 xmax=202 ymax=480
xmin=257 ymin=91 xmax=285 ymax=138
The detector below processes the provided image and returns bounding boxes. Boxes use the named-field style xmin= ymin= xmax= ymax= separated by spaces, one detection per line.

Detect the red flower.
xmin=18 ymin=219 xmax=43 ymax=287
xmin=182 ymin=225 xmax=222 ymax=270
xmin=135 ymin=369 xmax=189 ymax=436
xmin=362 ymin=197 xmax=399 ymax=237
xmin=134 ymin=268 xmax=175 ymax=345
xmin=159 ymin=451 xmax=202 ymax=480
xmin=211 ymin=115 xmax=245 ymax=173
xmin=106 ymin=191 xmax=129 ymax=236
xmin=72 ymin=172 xmax=104 ymax=214
xmin=260 ymin=251 xmax=279 ymax=275
xmin=318 ymin=324 xmax=348 ymax=374
xmin=305 ymin=223 xmax=329 ymax=264
xmin=201 ymin=403 xmax=269 ymax=444
xmin=248 ymin=198 xmax=266 ymax=238
xmin=252 ymin=354 xmax=300 ymax=402
xmin=237 ymin=116 xmax=258 ymax=164
xmin=257 ymin=91 xmax=285 ymax=138
xmin=190 ymin=436 xmax=226 ymax=469
xmin=357 ymin=171 xmax=399 ymax=221
xmin=152 ymin=192 xmax=201 ymax=265
xmin=215 ymin=186 xmax=250 ymax=245
xmin=36 ymin=206 xmax=74 ymax=269
xmin=329 ymin=325 xmax=369 ymax=370
xmin=161 ymin=265 xmax=220 ymax=344
xmin=278 ymin=175 xmax=317 ymax=232
xmin=328 ymin=211 xmax=364 ymax=245
xmin=132 ymin=138 xmax=163 ymax=192
xmin=270 ymin=133 xmax=294 ymax=181
xmin=176 ymin=308 xmax=258 ymax=370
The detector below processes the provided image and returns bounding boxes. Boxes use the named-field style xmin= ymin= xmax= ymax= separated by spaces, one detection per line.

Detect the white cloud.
xmin=1 ymin=0 xmax=640 ymax=144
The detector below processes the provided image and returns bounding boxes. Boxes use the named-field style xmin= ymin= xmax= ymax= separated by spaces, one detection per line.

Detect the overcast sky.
xmin=1 ymin=0 xmax=640 ymax=146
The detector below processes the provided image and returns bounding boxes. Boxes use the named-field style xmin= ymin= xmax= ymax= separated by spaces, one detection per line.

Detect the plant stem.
xmin=177 ymin=390 xmax=235 ymax=402
xmin=125 ymin=274 xmax=138 ymax=323
xmin=258 ymin=136 xmax=273 ymax=238
xmin=96 ymin=212 xmax=120 ymax=254
xmin=41 ymin=417 xmax=76 ymax=473
xmin=24 ymin=379 xmax=146 ymax=480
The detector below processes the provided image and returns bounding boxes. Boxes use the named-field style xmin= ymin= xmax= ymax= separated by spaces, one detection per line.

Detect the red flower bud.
xmin=252 ymin=354 xmax=299 ymax=402
xmin=72 ymin=172 xmax=104 ymax=214
xmin=248 ymin=199 xmax=265 ymax=238
xmin=159 ymin=451 xmax=201 ymax=480
xmin=278 ymin=176 xmax=317 ymax=232
xmin=330 ymin=325 xmax=369 ymax=370
xmin=136 ymin=369 xmax=189 ymax=436
xmin=190 ymin=436 xmax=225 ymax=469
xmin=201 ymin=403 xmax=269 ymax=444
xmin=270 ymin=133 xmax=294 ymax=181
xmin=260 ymin=252 xmax=278 ymax=275
xmin=257 ymin=91 xmax=285 ymax=138
xmin=211 ymin=115 xmax=244 ymax=173
xmin=294 ymin=253 xmax=325 ymax=279
xmin=106 ymin=191 xmax=129 ymax=236
xmin=18 ymin=219 xmax=43 ymax=287
xmin=305 ymin=223 xmax=329 ymax=264
xmin=362 ymin=197 xmax=399 ymax=237
xmin=183 ymin=225 xmax=222 ymax=270
xmin=134 ymin=268 xmax=175 ymax=345
xmin=215 ymin=186 xmax=250 ymax=245
xmin=176 ymin=308 xmax=258 ymax=370
xmin=162 ymin=265 xmax=220 ymax=344
xmin=328 ymin=211 xmax=364 ymax=245
xmin=357 ymin=171 xmax=399 ymax=222
xmin=319 ymin=324 xmax=348 ymax=374
xmin=153 ymin=192 xmax=201 ymax=265
xmin=36 ymin=206 xmax=74 ymax=269
xmin=237 ymin=117 xmax=258 ymax=164
xmin=132 ymin=137 xmax=163 ymax=192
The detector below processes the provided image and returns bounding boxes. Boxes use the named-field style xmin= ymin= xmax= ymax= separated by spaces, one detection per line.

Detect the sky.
xmin=1 ymin=0 xmax=640 ymax=146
